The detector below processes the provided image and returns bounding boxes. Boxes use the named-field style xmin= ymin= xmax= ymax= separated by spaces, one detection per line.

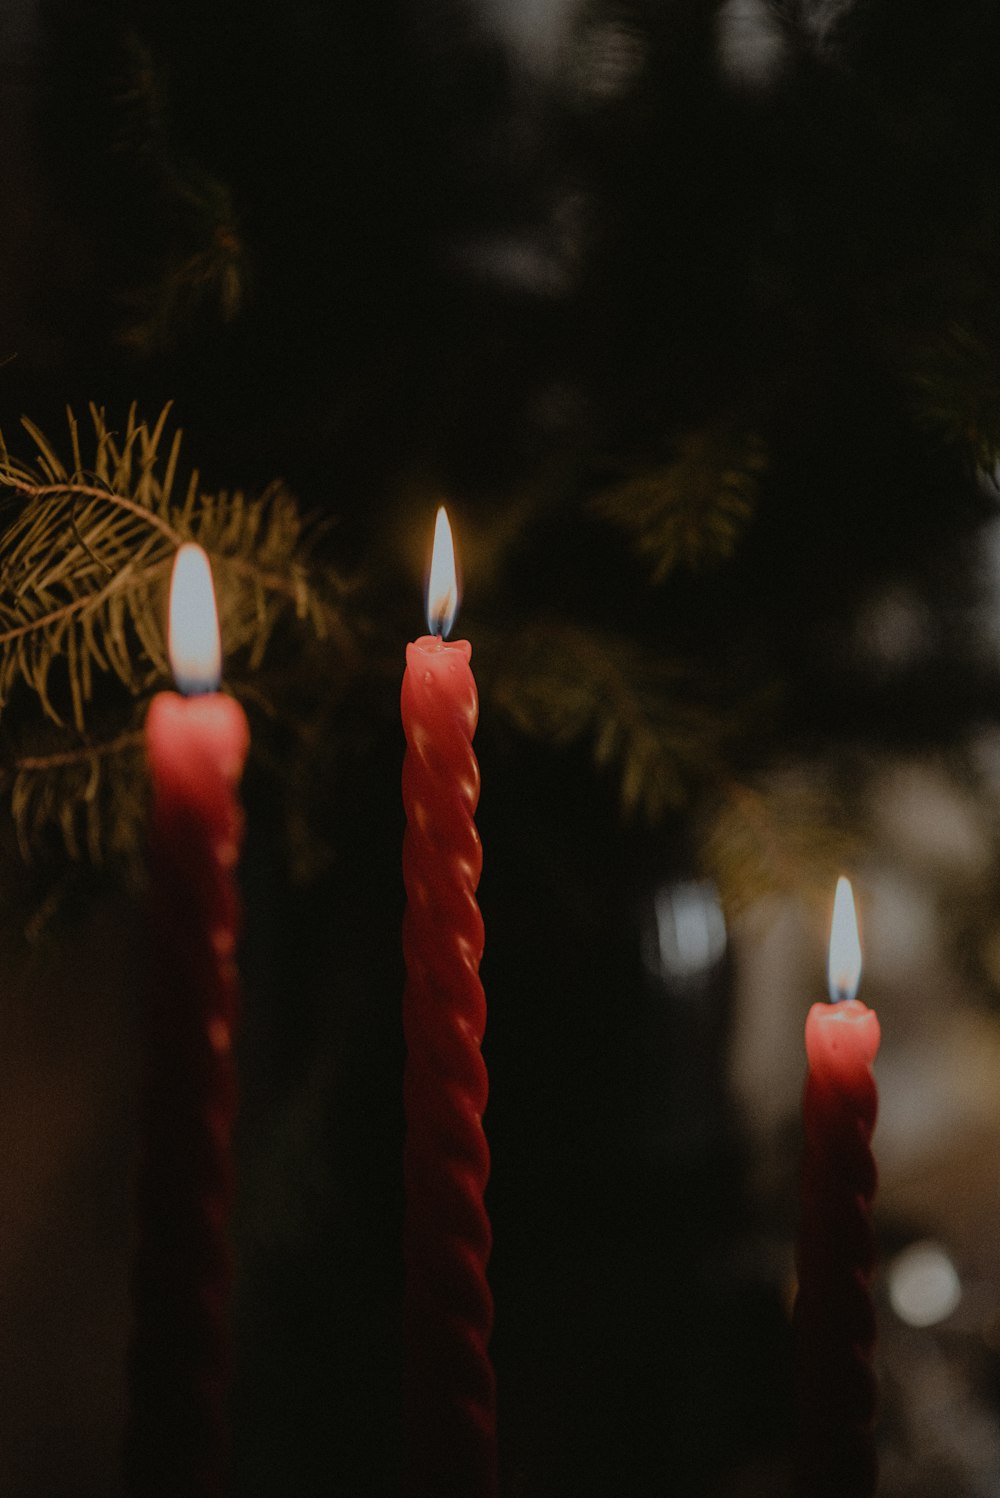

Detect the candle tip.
xmin=168 ymin=543 xmax=222 ymax=695
xmin=827 ymin=874 xmax=862 ymax=1002
xmin=426 ymin=506 xmax=460 ymax=638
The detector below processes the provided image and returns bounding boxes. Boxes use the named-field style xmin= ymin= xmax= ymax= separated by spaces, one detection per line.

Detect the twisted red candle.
xmin=127 ymin=547 xmax=249 ymax=1498
xmin=401 ymin=516 xmax=497 ymax=1497
xmin=794 ymin=880 xmax=880 ymax=1498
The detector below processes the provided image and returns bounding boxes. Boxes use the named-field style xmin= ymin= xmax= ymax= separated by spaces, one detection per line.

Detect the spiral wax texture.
xmin=128 ymin=691 xmax=249 ymax=1498
xmin=795 ymin=998 xmax=880 ymax=1498
xmin=401 ymin=634 xmax=497 ymax=1498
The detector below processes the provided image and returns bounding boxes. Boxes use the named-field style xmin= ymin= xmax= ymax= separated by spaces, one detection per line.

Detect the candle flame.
xmin=168 ymin=543 xmax=222 ymax=695
xmin=827 ymin=875 xmax=862 ymax=1002
xmin=426 ymin=506 xmax=460 ymax=638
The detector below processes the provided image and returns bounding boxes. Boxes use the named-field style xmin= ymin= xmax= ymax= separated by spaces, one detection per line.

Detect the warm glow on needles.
xmin=426 ymin=506 xmax=460 ymax=638
xmin=168 ymin=543 xmax=222 ymax=695
xmin=828 ymin=875 xmax=862 ymax=1003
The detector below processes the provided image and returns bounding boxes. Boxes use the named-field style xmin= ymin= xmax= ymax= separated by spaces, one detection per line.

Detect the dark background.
xmin=1 ymin=2 xmax=1000 ymax=1494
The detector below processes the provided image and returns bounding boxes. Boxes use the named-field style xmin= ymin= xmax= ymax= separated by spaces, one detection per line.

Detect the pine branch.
xmin=0 ymin=404 xmax=350 ymax=731
xmin=114 ymin=31 xmax=251 ymax=353
xmin=7 ymin=719 xmax=148 ymax=867
xmin=699 ymin=773 xmax=860 ymax=917
xmin=0 ymin=404 xmax=356 ymax=868
xmin=590 ymin=419 xmax=767 ymax=581
xmin=485 ymin=618 xmax=738 ymax=822
xmin=909 ymin=319 xmax=1000 ymax=469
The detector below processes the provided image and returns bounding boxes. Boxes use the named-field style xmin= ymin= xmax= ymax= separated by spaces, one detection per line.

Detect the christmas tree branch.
xmin=486 ymin=617 xmax=737 ymax=821
xmin=0 ymin=404 xmax=350 ymax=730
xmin=591 ymin=418 xmax=767 ymax=581
xmin=0 ymin=404 xmax=355 ymax=866
xmin=8 ymin=479 xmax=184 ymax=545
xmin=700 ymin=773 xmax=860 ymax=916
xmin=14 ymin=730 xmax=145 ymax=773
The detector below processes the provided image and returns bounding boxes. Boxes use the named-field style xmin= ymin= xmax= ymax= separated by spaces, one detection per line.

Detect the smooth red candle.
xmin=401 ymin=508 xmax=497 ymax=1498
xmin=126 ymin=545 xmax=249 ymax=1498
xmin=794 ymin=877 xmax=880 ymax=1498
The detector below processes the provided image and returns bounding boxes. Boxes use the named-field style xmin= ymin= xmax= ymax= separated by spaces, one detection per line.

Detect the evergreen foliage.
xmin=591 ymin=421 xmax=766 ymax=580
xmin=4 ymin=0 xmax=1000 ymax=921
xmin=0 ymin=405 xmax=349 ymax=863
xmin=488 ymin=619 xmax=739 ymax=821
xmin=700 ymin=772 xmax=860 ymax=917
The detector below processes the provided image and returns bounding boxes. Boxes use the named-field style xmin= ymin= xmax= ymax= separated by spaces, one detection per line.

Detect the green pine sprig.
xmin=699 ymin=773 xmax=860 ymax=917
xmin=0 ymin=403 xmax=354 ymax=865
xmin=909 ymin=319 xmax=1000 ymax=470
xmin=0 ymin=403 xmax=348 ymax=731
xmin=590 ymin=419 xmax=767 ymax=581
xmin=486 ymin=618 xmax=738 ymax=822
xmin=9 ymin=721 xmax=146 ymax=867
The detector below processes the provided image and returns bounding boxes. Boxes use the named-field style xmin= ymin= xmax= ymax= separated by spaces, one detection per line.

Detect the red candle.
xmin=401 ymin=507 xmax=497 ymax=1498
xmin=126 ymin=543 xmax=250 ymax=1498
xmin=794 ymin=876 xmax=880 ymax=1498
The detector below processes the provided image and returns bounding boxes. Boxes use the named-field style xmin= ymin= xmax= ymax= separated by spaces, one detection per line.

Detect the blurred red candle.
xmin=401 ymin=507 xmax=497 ymax=1498
xmin=794 ymin=876 xmax=880 ymax=1498
xmin=127 ymin=543 xmax=249 ymax=1498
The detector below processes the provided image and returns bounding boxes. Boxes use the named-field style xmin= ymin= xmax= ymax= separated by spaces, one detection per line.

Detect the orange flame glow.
xmin=426 ymin=506 xmax=460 ymax=638
xmin=168 ymin=543 xmax=222 ymax=694
xmin=827 ymin=875 xmax=862 ymax=1002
